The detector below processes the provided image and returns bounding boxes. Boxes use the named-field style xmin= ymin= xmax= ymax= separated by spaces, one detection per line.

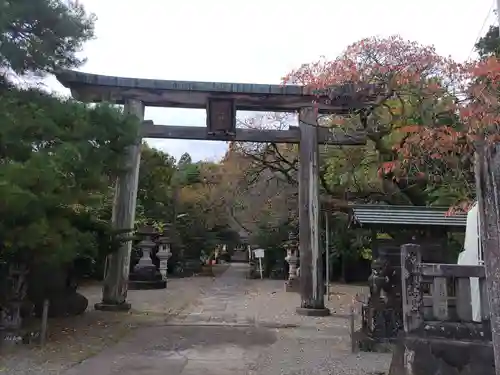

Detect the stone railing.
xmin=389 ymin=244 xmax=495 ymax=375
xmin=401 ymin=243 xmax=490 ymax=340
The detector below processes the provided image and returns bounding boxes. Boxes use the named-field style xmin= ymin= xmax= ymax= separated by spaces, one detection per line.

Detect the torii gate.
xmin=56 ymin=70 xmax=381 ymax=316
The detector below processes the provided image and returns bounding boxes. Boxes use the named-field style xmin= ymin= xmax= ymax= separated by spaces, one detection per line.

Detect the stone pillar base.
xmin=296 ymin=307 xmax=331 ymax=316
xmin=94 ymin=301 xmax=131 ymax=312
xmin=285 ymin=278 xmax=300 ymax=292
xmin=128 ymin=280 xmax=166 ymax=290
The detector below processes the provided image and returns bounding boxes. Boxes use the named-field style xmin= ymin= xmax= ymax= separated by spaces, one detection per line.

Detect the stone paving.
xmin=82 ymin=274 xmax=215 ymax=316
xmin=61 ymin=263 xmax=391 ymax=375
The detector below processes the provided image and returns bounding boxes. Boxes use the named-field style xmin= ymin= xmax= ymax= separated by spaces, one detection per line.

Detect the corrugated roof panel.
xmin=349 ymin=204 xmax=467 ymax=227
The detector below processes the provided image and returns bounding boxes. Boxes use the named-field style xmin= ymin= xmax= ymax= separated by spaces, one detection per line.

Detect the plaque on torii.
xmin=206 ymin=98 xmax=236 ymax=136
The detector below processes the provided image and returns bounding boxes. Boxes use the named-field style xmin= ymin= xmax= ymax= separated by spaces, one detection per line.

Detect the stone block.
xmin=34 ymin=292 xmax=88 ymax=317
xmin=296 ymin=307 xmax=330 ymax=316
xmin=285 ymin=278 xmax=300 ymax=292
xmin=389 ymin=335 xmax=495 ymax=375
xmin=95 ymin=301 xmax=131 ymax=312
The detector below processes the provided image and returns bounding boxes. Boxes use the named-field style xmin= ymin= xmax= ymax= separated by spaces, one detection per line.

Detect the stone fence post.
xmin=401 ymin=243 xmax=424 ymax=333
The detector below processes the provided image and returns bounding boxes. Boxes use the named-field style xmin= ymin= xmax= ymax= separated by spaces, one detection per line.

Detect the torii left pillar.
xmin=296 ymin=107 xmax=330 ymax=316
xmin=95 ymin=99 xmax=144 ymax=312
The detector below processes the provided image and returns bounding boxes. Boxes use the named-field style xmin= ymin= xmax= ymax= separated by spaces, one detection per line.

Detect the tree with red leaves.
xmin=284 ymin=35 xmax=498 ymax=212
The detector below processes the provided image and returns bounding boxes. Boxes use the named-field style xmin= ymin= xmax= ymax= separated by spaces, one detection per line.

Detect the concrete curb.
xmin=160 ymin=321 xmax=300 ymax=329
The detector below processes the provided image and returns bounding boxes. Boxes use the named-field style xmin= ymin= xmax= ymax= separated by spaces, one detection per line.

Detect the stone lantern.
xmin=285 ymin=231 xmax=300 ymax=292
xmin=128 ymin=225 xmax=166 ymax=290
xmin=156 ymin=234 xmax=172 ymax=283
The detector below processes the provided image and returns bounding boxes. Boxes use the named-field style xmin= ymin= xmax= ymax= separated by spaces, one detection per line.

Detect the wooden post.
xmin=40 ymin=299 xmax=49 ymax=346
xmin=296 ymin=107 xmax=330 ymax=316
xmin=475 ymin=144 xmax=500 ymax=374
xmin=325 ymin=211 xmax=330 ymax=301
xmin=95 ymin=99 xmax=144 ymax=311
xmin=349 ymin=305 xmax=358 ymax=353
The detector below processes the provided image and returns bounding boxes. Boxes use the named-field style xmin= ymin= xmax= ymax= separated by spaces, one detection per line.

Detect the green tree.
xmin=136 ymin=145 xmax=176 ymax=225
xmin=0 ymin=81 xmax=138 ymax=265
xmin=0 ymin=0 xmax=95 ymax=76
xmin=173 ymin=153 xmax=201 ymax=186
xmin=475 ymin=25 xmax=500 ymax=58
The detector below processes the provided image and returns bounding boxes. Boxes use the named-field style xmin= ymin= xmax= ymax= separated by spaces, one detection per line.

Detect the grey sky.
xmin=46 ymin=0 xmax=496 ymax=161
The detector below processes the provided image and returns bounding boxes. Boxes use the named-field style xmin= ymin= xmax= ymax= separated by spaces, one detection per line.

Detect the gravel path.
xmin=0 ymin=264 xmax=391 ymax=375
xmin=167 ymin=263 xmax=391 ymax=375
xmin=60 ymin=263 xmax=390 ymax=375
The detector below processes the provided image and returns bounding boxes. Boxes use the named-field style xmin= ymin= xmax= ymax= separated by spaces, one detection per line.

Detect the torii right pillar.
xmin=296 ymin=107 xmax=330 ymax=316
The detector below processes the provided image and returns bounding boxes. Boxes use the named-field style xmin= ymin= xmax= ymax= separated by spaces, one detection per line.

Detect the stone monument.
xmin=0 ymin=263 xmax=28 ymax=346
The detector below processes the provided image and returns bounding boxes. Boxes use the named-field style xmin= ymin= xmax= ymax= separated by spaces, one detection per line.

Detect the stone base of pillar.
xmin=128 ymin=280 xmax=167 ymax=290
xmin=296 ymin=307 xmax=331 ymax=316
xmin=128 ymin=262 xmax=166 ymax=290
xmin=285 ymin=278 xmax=300 ymax=292
xmin=94 ymin=301 xmax=132 ymax=312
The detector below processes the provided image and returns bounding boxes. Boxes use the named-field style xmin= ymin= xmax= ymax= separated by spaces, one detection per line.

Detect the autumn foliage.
xmin=283 ymin=35 xmax=500 ymax=212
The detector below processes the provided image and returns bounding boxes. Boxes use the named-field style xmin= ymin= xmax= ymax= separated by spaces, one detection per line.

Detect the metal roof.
xmin=349 ymin=204 xmax=467 ymax=227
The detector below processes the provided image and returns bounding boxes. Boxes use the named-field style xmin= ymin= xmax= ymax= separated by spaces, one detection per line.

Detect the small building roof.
xmin=349 ymin=204 xmax=467 ymax=228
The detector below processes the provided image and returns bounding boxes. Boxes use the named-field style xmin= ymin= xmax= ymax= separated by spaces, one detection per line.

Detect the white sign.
xmin=253 ymin=248 xmax=265 ymax=279
xmin=253 ymin=248 xmax=265 ymax=258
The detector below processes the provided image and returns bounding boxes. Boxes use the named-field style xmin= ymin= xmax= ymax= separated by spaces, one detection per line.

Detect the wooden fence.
xmin=401 ymin=243 xmax=491 ymax=341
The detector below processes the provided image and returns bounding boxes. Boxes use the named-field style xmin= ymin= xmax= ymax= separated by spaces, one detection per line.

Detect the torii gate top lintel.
xmin=56 ymin=70 xmax=383 ymax=145
xmin=56 ymin=70 xmax=381 ymax=114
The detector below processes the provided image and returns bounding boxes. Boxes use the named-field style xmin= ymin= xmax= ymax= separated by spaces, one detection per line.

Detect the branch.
xmin=319 ymin=167 xmax=336 ymax=196
xmin=243 ymin=144 xmax=298 ymax=186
